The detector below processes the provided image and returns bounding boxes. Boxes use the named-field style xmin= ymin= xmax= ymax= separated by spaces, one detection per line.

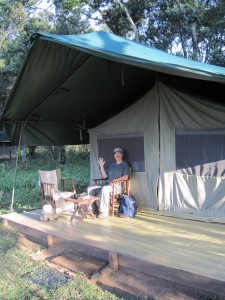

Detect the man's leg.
xmin=87 ymin=185 xmax=101 ymax=215
xmin=98 ymin=185 xmax=112 ymax=218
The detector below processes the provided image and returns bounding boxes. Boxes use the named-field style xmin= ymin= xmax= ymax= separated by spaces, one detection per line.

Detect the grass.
xmin=0 ymin=147 xmax=127 ymax=299
xmin=0 ymin=224 xmax=124 ymax=300
xmin=0 ymin=146 xmax=91 ymax=214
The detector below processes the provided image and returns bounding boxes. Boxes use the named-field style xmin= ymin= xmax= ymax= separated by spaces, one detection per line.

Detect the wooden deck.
xmin=1 ymin=209 xmax=225 ymax=296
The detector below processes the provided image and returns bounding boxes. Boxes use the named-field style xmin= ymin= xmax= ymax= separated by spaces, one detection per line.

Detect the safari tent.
xmin=1 ymin=31 xmax=225 ymax=217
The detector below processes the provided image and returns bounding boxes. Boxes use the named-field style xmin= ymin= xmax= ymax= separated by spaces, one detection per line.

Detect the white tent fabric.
xmin=89 ymin=82 xmax=225 ymax=217
xmin=89 ymin=85 xmax=160 ymax=210
xmin=159 ymin=83 xmax=225 ymax=217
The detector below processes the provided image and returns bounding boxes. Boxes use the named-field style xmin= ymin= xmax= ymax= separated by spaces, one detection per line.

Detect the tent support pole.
xmin=156 ymin=77 xmax=161 ymax=210
xmin=10 ymin=123 xmax=23 ymax=212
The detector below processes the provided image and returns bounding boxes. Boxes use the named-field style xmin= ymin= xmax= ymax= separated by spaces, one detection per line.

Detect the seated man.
xmin=88 ymin=147 xmax=130 ymax=218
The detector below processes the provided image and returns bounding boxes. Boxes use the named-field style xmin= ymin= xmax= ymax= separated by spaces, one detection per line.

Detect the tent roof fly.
xmin=1 ymin=31 xmax=225 ymax=146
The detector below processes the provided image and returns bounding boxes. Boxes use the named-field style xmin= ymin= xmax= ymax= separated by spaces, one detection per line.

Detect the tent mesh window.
xmin=175 ymin=129 xmax=225 ymax=177
xmin=97 ymin=133 xmax=145 ymax=172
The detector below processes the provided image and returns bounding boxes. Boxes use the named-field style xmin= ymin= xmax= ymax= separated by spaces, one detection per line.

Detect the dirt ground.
xmin=98 ymin=267 xmax=224 ymax=300
xmin=19 ymin=233 xmax=224 ymax=300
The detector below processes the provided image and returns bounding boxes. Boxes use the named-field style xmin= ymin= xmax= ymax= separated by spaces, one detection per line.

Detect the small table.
xmin=65 ymin=195 xmax=99 ymax=224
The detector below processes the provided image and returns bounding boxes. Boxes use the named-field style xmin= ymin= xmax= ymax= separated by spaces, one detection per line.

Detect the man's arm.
xmin=112 ymin=175 xmax=129 ymax=182
xmin=98 ymin=157 xmax=108 ymax=178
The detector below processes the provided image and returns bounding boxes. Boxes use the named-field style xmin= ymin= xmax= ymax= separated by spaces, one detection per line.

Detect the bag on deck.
xmin=118 ymin=195 xmax=137 ymax=218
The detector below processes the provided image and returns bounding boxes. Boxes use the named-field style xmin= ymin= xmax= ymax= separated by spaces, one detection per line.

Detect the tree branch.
xmin=112 ymin=0 xmax=139 ymax=40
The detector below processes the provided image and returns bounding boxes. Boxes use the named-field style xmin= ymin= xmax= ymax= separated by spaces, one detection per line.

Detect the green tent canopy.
xmin=1 ymin=31 xmax=225 ymax=146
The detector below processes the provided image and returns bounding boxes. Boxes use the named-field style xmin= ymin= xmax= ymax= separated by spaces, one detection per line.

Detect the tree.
xmin=0 ymin=0 xmax=55 ymax=111
xmin=152 ymin=0 xmax=225 ymax=64
xmin=53 ymin=0 xmax=91 ymax=34
xmin=55 ymin=0 xmax=225 ymax=65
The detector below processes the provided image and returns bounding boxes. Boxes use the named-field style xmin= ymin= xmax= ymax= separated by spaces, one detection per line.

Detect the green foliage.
xmin=0 ymin=146 xmax=90 ymax=214
xmin=0 ymin=0 xmax=56 ymax=106
xmin=53 ymin=0 xmax=91 ymax=34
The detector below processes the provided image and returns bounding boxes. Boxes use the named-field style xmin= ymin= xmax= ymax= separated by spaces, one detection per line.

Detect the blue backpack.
xmin=118 ymin=195 xmax=137 ymax=217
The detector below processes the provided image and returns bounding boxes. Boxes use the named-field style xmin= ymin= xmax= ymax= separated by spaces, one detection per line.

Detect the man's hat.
xmin=114 ymin=147 xmax=123 ymax=153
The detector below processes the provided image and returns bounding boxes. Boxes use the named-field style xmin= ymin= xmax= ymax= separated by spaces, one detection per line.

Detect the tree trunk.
xmin=190 ymin=21 xmax=199 ymax=61
xmin=113 ymin=0 xmax=139 ymax=41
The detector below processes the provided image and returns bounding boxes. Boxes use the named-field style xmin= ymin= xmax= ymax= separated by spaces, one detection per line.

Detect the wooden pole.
xmin=10 ymin=123 xmax=23 ymax=212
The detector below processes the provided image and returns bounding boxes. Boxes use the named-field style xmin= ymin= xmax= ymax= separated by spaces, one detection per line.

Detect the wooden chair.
xmin=39 ymin=169 xmax=76 ymax=218
xmin=111 ymin=178 xmax=130 ymax=217
xmin=92 ymin=177 xmax=130 ymax=217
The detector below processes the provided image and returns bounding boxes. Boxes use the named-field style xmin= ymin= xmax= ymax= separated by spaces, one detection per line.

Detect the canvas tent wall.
xmin=89 ymin=81 xmax=225 ymax=217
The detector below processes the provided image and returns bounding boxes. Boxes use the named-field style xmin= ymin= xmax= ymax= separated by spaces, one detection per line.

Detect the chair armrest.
xmin=111 ymin=178 xmax=130 ymax=195
xmin=92 ymin=177 xmax=108 ymax=185
xmin=112 ymin=178 xmax=128 ymax=183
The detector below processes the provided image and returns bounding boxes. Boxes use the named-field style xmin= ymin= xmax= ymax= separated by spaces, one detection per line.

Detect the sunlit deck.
xmin=1 ymin=209 xmax=225 ymax=296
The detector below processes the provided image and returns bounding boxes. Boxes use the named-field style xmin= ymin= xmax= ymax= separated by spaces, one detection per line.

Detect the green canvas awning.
xmin=1 ymin=31 xmax=225 ymax=146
